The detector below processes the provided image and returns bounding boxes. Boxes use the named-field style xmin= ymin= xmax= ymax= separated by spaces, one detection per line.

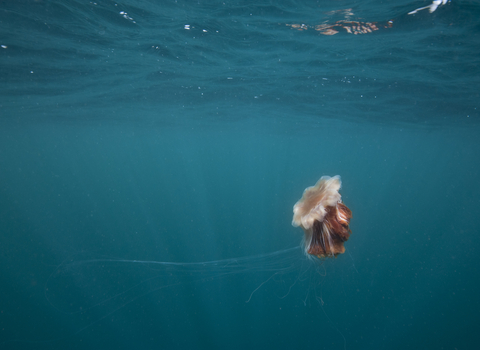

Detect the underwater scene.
xmin=1 ymin=0 xmax=479 ymax=349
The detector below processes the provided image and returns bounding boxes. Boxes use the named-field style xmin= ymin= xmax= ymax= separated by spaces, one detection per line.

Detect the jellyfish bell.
xmin=292 ymin=175 xmax=352 ymax=259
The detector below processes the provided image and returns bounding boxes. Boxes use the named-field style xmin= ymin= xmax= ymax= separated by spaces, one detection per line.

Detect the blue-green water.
xmin=1 ymin=1 xmax=479 ymax=349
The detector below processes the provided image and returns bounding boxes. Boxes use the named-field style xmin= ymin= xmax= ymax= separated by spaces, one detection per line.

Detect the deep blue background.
xmin=1 ymin=1 xmax=479 ymax=349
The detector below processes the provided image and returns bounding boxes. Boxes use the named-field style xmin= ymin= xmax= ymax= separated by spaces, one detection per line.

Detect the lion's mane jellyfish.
xmin=292 ymin=175 xmax=352 ymax=259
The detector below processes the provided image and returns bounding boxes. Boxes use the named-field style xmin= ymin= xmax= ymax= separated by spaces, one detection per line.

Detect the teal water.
xmin=1 ymin=1 xmax=479 ymax=349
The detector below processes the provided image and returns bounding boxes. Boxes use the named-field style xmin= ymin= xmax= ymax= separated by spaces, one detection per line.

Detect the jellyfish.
xmin=292 ymin=175 xmax=352 ymax=259
xmin=41 ymin=179 xmax=353 ymax=340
